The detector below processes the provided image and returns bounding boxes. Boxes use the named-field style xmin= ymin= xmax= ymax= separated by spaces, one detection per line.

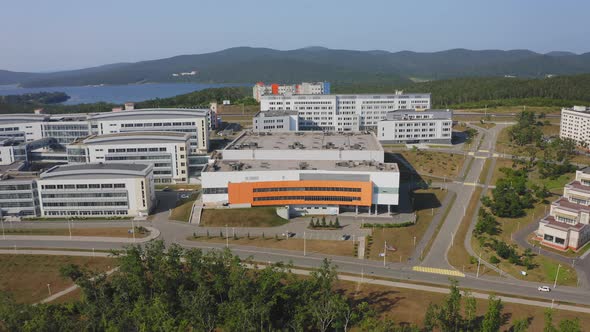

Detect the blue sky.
xmin=1 ymin=0 xmax=588 ymax=72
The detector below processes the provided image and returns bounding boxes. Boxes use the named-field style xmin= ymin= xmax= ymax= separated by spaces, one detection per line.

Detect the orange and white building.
xmin=253 ymin=82 xmax=330 ymax=102
xmin=536 ymin=167 xmax=590 ymax=251
xmin=201 ymin=131 xmax=399 ymax=215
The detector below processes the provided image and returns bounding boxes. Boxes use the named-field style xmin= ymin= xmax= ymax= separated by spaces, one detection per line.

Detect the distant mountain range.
xmin=2 ymin=47 xmax=590 ymax=88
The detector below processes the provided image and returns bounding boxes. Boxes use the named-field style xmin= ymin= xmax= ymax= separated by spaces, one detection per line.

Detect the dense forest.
xmin=0 ymin=242 xmax=579 ymax=331
xmin=2 ymin=74 xmax=590 ymax=114
xmin=0 ymin=92 xmax=70 ymax=113
xmin=333 ymin=74 xmax=590 ymax=108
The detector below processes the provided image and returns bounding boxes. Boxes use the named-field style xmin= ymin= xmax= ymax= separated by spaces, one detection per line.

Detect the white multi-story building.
xmin=0 ymin=170 xmax=39 ymax=218
xmin=560 ymin=106 xmax=590 ymax=148
xmin=253 ymin=82 xmax=330 ymax=101
xmin=252 ymin=111 xmax=299 ymax=132
xmin=67 ymin=132 xmax=191 ymax=184
xmin=377 ymin=109 xmax=453 ymax=144
xmin=202 ymin=131 xmax=399 ymax=216
xmin=0 ymin=106 xmax=210 ymax=153
xmin=37 ymin=163 xmax=155 ymax=218
xmin=536 ymin=167 xmax=590 ymax=251
xmin=260 ymin=92 xmax=431 ymax=131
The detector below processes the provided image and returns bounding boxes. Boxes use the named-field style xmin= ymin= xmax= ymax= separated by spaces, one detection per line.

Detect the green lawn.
xmin=200 ymin=207 xmax=289 ymax=227
xmin=169 ymin=193 xmax=199 ymax=222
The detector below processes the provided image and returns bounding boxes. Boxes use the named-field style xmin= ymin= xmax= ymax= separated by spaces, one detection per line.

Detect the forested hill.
xmin=2 ymin=47 xmax=590 ymax=87
xmin=334 ymin=74 xmax=590 ymax=108
xmin=2 ymin=75 xmax=590 ymax=114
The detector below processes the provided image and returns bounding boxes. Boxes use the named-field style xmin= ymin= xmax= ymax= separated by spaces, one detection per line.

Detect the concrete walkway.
xmin=0 ymin=227 xmax=160 ymax=243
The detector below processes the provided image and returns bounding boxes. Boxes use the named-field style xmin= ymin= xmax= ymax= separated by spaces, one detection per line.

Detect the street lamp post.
xmin=225 ymin=225 xmax=229 ymax=248
xmin=553 ymin=264 xmax=562 ymax=288
xmin=1 ymin=217 xmax=5 ymax=240
xmin=47 ymin=284 xmax=52 ymax=296
xmin=131 ymin=218 xmax=136 ymax=243
xmin=68 ymin=218 xmax=72 ymax=240
xmin=476 ymin=253 xmax=482 ymax=278
xmin=383 ymin=241 xmax=387 ymax=267
xmin=303 ymin=232 xmax=306 ymax=256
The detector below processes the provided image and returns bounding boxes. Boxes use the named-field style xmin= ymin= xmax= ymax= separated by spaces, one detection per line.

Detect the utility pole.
xmin=131 ymin=218 xmax=136 ymax=243
xmin=553 ymin=264 xmax=562 ymax=288
xmin=383 ymin=241 xmax=387 ymax=267
xmin=303 ymin=232 xmax=306 ymax=256
xmin=68 ymin=219 xmax=72 ymax=240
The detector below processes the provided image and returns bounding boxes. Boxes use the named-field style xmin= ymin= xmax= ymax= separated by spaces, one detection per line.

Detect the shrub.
xmin=490 ymin=256 xmax=500 ymax=264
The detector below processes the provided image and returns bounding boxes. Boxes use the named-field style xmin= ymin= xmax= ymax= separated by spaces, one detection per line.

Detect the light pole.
xmin=553 ymin=264 xmax=562 ymax=288
xmin=68 ymin=218 xmax=72 ymax=240
xmin=383 ymin=241 xmax=387 ymax=267
xmin=47 ymin=283 xmax=52 ymax=296
xmin=1 ymin=216 xmax=5 ymax=240
xmin=131 ymin=218 xmax=136 ymax=243
xmin=413 ymin=236 xmax=416 ymax=247
xmin=476 ymin=253 xmax=482 ymax=278
xmin=225 ymin=224 xmax=229 ymax=248
xmin=303 ymin=231 xmax=306 ymax=256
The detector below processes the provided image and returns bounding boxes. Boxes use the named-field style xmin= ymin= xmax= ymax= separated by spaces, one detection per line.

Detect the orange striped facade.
xmin=228 ymin=180 xmax=373 ymax=206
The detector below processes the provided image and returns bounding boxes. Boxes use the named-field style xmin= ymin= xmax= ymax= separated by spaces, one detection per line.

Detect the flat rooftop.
xmin=205 ymin=159 xmax=398 ymax=173
xmin=226 ymin=131 xmax=382 ymax=151
xmin=71 ymin=131 xmax=190 ymax=144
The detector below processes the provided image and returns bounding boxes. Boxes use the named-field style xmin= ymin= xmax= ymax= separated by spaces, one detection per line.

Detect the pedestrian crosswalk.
xmin=413 ymin=266 xmax=465 ymax=277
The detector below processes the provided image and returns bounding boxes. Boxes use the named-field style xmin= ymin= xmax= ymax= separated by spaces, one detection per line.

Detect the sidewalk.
xmin=0 ymin=227 xmax=160 ymax=243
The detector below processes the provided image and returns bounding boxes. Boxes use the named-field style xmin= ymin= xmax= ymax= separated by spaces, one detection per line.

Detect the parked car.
xmin=282 ymin=232 xmax=295 ymax=238
xmin=340 ymin=234 xmax=350 ymax=240
xmin=162 ymin=187 xmax=171 ymax=192
xmin=538 ymin=286 xmax=551 ymax=292
xmin=180 ymin=194 xmax=190 ymax=199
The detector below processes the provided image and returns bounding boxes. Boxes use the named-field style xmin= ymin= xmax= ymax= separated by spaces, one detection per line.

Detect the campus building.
xmin=202 ymin=131 xmax=399 ymax=216
xmin=560 ymin=106 xmax=590 ymax=148
xmin=377 ymin=109 xmax=453 ymax=144
xmin=536 ymin=167 xmax=590 ymax=251
xmin=37 ymin=163 xmax=155 ymax=218
xmin=253 ymin=82 xmax=330 ymax=102
xmin=0 ymin=105 xmax=211 ymax=153
xmin=252 ymin=111 xmax=299 ymax=132
xmin=0 ymin=168 xmax=40 ymax=218
xmin=67 ymin=132 xmax=191 ymax=184
xmin=259 ymin=92 xmax=431 ymax=131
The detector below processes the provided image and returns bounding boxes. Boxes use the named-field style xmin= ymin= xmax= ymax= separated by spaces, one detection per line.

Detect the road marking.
xmin=479 ymin=149 xmax=489 ymax=153
xmin=463 ymin=182 xmax=477 ymax=186
xmin=474 ymin=156 xmax=487 ymax=159
xmin=468 ymin=152 xmax=475 ymax=156
xmin=413 ymin=266 xmax=465 ymax=277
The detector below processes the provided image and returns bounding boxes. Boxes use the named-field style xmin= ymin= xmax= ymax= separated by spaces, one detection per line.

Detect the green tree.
xmin=559 ymin=318 xmax=582 ymax=332
xmin=437 ymin=279 xmax=463 ymax=331
xmin=464 ymin=291 xmax=477 ymax=330
xmin=481 ymin=295 xmax=503 ymax=332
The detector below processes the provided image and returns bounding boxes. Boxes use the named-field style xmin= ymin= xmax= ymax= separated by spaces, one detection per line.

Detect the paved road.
xmin=419 ymin=124 xmax=508 ymax=268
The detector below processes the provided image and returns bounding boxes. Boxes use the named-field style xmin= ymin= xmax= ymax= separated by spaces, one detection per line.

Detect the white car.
xmin=538 ymin=286 xmax=551 ymax=292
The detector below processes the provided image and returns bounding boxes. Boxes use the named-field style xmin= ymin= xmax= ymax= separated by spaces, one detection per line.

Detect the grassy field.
xmin=368 ymin=189 xmax=447 ymax=262
xmin=472 ymin=199 xmax=577 ymax=286
xmin=0 ymin=255 xmax=115 ymax=303
xmin=471 ymin=122 xmax=496 ymax=130
xmin=189 ymin=236 xmax=354 ymax=256
xmin=155 ymin=184 xmax=201 ymax=191
xmin=169 ymin=193 xmax=200 ymax=222
xmin=200 ymin=207 xmax=289 ymax=227
xmin=337 ymin=279 xmax=587 ymax=331
xmin=478 ymin=159 xmax=492 ymax=184
xmin=446 ymin=187 xmax=499 ymax=277
xmin=216 ymin=104 xmax=259 ymax=115
xmin=1 ymin=227 xmax=148 ymax=238
xmin=457 ymin=106 xmax=561 ymax=115
xmin=390 ymin=150 xmax=466 ymax=179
